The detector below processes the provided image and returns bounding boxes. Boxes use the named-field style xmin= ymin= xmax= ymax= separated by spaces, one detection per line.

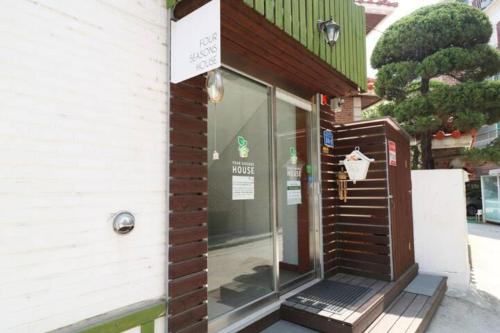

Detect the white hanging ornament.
xmin=340 ymin=147 xmax=374 ymax=184
xmin=212 ymin=150 xmax=219 ymax=160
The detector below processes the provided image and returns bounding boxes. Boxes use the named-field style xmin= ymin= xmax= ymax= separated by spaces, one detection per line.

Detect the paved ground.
xmin=264 ymin=223 xmax=500 ymax=332
xmin=427 ymin=223 xmax=500 ymax=333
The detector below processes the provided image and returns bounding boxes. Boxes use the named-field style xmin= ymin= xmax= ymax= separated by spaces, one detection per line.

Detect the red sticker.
xmin=388 ymin=140 xmax=397 ymax=166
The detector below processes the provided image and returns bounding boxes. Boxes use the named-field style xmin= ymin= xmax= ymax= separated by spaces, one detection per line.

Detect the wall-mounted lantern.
xmin=317 ymin=18 xmax=340 ymax=46
xmin=206 ymin=69 xmax=224 ymax=161
xmin=206 ymin=69 xmax=224 ymax=103
xmin=331 ymin=97 xmax=344 ymax=113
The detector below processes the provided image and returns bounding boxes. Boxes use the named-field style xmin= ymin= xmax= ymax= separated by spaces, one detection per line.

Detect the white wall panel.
xmin=485 ymin=1 xmax=500 ymax=48
xmin=0 ymin=1 xmax=169 ymax=332
xmin=412 ymin=170 xmax=471 ymax=292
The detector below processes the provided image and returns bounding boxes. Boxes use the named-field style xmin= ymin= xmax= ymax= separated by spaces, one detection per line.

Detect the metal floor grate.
xmin=287 ymin=280 xmax=371 ymax=315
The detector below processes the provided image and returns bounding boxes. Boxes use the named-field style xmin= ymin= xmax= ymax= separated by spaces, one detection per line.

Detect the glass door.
xmin=207 ymin=69 xmax=274 ymax=320
xmin=275 ymin=90 xmax=317 ymax=290
xmin=206 ymin=68 xmax=320 ymax=326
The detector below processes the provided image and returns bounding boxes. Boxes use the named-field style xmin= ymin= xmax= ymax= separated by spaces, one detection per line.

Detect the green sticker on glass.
xmin=237 ymin=136 xmax=249 ymax=158
xmin=306 ymin=164 xmax=312 ymax=174
xmin=290 ymin=147 xmax=298 ymax=165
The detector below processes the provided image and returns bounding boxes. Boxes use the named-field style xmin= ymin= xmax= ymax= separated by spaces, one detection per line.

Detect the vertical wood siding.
xmin=244 ymin=0 xmax=367 ymax=90
xmin=168 ymin=75 xmax=208 ymax=333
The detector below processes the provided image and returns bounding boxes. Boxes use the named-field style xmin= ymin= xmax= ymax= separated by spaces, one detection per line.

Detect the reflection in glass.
xmin=275 ymin=97 xmax=314 ymax=288
xmin=207 ymin=69 xmax=274 ymax=320
xmin=482 ymin=176 xmax=500 ymax=223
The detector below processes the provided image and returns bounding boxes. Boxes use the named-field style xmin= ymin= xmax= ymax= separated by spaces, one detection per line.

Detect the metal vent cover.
xmin=287 ymin=280 xmax=371 ymax=315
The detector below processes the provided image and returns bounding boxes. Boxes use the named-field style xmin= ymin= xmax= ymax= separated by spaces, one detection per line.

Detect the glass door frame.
xmin=274 ymin=88 xmax=322 ymax=294
xmin=208 ymin=65 xmax=323 ymax=332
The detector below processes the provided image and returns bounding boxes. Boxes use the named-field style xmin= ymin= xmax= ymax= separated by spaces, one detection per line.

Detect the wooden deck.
xmin=365 ymin=274 xmax=447 ymax=333
xmin=281 ymin=264 xmax=418 ymax=333
xmin=278 ymin=264 xmax=448 ymax=333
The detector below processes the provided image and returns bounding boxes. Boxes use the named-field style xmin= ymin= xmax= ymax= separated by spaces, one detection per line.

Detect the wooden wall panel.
xmin=323 ymin=120 xmax=392 ymax=281
xmin=323 ymin=119 xmax=416 ymax=282
xmin=169 ymin=75 xmax=208 ymax=333
xmin=221 ymin=0 xmax=357 ymax=99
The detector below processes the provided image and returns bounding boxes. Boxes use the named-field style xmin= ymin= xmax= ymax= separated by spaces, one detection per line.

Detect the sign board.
xmin=170 ymin=0 xmax=221 ymax=83
xmin=232 ymin=161 xmax=255 ymax=200
xmin=286 ymin=164 xmax=302 ymax=205
xmin=287 ymin=180 xmax=302 ymax=205
xmin=232 ymin=175 xmax=254 ymax=200
xmin=388 ymin=140 xmax=397 ymax=166
xmin=323 ymin=129 xmax=334 ymax=148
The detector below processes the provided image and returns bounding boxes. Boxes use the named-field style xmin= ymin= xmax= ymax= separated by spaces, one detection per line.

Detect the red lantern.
xmin=451 ymin=130 xmax=461 ymax=139
xmin=434 ymin=130 xmax=446 ymax=140
xmin=320 ymin=94 xmax=329 ymax=106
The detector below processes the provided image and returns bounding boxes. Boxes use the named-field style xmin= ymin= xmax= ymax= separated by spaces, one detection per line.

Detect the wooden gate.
xmin=321 ymin=117 xmax=415 ymax=281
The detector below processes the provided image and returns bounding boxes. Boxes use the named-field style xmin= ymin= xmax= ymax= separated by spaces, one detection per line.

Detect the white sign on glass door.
xmin=232 ymin=160 xmax=255 ymax=200
xmin=170 ymin=0 xmax=221 ymax=83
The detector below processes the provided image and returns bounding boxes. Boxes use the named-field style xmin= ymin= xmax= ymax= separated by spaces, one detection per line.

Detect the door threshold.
xmin=280 ymin=278 xmax=322 ymax=301
xmin=279 ymin=272 xmax=317 ymax=295
xmin=212 ymin=278 xmax=322 ymax=333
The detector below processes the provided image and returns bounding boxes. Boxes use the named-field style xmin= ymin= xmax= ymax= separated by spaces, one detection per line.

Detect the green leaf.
xmin=166 ymin=0 xmax=177 ymax=9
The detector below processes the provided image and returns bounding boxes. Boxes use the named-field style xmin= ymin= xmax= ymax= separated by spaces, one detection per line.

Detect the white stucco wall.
xmin=411 ymin=170 xmax=471 ymax=292
xmin=485 ymin=0 xmax=500 ymax=48
xmin=0 ymin=1 xmax=169 ymax=332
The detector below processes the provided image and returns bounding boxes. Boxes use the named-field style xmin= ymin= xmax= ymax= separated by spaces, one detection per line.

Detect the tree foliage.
xmin=371 ymin=2 xmax=500 ymax=169
xmin=465 ymin=138 xmax=500 ymax=165
xmin=371 ymin=3 xmax=492 ymax=68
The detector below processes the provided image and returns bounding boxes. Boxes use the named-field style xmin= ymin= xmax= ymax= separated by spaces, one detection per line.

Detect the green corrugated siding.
xmin=168 ymin=0 xmax=367 ymax=90
xmin=244 ymin=0 xmax=366 ymax=90
xmin=71 ymin=303 xmax=166 ymax=333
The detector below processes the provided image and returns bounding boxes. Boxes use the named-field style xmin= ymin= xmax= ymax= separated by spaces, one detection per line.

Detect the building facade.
xmin=168 ymin=1 xmax=368 ymax=332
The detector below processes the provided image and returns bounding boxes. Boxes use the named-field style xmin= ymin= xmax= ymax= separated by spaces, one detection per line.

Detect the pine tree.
xmin=465 ymin=138 xmax=500 ymax=164
xmin=371 ymin=2 xmax=500 ymax=169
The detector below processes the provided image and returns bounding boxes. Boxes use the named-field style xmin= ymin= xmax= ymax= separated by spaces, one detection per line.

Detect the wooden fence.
xmin=322 ymin=117 xmax=415 ymax=281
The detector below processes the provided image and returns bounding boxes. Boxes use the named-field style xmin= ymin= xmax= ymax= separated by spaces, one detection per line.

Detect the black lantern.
xmin=317 ymin=18 xmax=340 ymax=47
